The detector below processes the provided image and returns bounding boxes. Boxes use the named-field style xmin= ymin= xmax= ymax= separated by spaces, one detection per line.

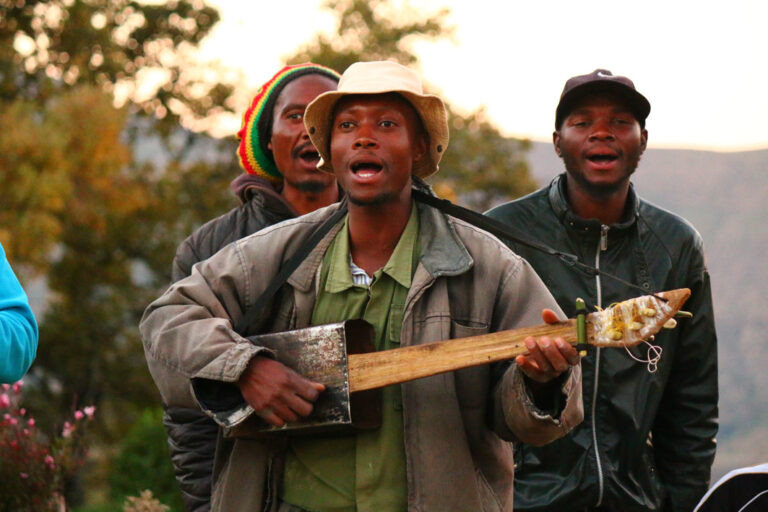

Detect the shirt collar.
xmin=381 ymin=205 xmax=419 ymax=288
xmin=324 ymin=206 xmax=419 ymax=293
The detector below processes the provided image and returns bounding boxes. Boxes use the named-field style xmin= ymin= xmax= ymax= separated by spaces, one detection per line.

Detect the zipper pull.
xmin=600 ymin=225 xmax=609 ymax=251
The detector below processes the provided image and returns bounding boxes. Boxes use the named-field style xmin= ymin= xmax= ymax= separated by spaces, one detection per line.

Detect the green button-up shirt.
xmin=281 ymin=206 xmax=419 ymax=512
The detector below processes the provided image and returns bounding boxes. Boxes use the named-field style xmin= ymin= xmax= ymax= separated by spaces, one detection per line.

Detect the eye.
xmin=287 ymin=112 xmax=303 ymax=120
xmin=379 ymin=120 xmax=396 ymax=128
xmin=338 ymin=120 xmax=355 ymax=130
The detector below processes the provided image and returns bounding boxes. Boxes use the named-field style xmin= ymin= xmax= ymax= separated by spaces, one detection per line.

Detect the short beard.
xmin=284 ymin=178 xmax=332 ymax=194
xmin=347 ymin=191 xmax=396 ymax=207
xmin=561 ymin=150 xmax=643 ymax=199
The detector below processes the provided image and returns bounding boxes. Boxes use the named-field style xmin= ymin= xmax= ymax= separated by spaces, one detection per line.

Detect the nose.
xmin=353 ymin=123 xmax=377 ymax=148
xmin=589 ymin=118 xmax=614 ymax=141
xmin=354 ymin=137 xmax=377 ymax=149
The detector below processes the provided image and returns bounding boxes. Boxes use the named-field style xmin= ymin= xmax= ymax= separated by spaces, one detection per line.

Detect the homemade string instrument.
xmin=227 ymin=288 xmax=690 ymax=437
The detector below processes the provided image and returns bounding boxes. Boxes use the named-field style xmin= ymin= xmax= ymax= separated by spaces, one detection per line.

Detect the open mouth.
xmin=586 ymin=152 xmax=618 ymax=164
xmin=351 ymin=160 xmax=384 ymax=177
xmin=298 ymin=148 xmax=320 ymax=164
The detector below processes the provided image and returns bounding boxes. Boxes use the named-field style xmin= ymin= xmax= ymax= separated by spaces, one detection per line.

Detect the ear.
xmin=552 ymin=131 xmax=562 ymax=158
xmin=413 ymin=133 xmax=428 ymax=163
xmin=267 ymin=140 xmax=273 ymax=152
xmin=639 ymin=128 xmax=648 ymax=154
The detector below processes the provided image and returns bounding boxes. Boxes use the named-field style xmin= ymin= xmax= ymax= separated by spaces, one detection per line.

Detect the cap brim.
xmin=556 ymin=81 xmax=651 ymax=128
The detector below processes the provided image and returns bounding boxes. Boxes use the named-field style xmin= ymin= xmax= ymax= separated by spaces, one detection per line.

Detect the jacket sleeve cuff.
xmin=494 ymin=363 xmax=583 ymax=445
xmin=190 ymin=343 xmax=275 ymax=428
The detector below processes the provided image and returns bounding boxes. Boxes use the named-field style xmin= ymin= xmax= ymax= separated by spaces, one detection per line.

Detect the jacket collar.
xmin=413 ymin=178 xmax=473 ymax=278
xmin=229 ymin=173 xmax=296 ymax=217
xmin=548 ymin=173 xmax=639 ymax=232
xmin=229 ymin=173 xmax=346 ymax=219
xmin=287 ymin=178 xmax=472 ymax=293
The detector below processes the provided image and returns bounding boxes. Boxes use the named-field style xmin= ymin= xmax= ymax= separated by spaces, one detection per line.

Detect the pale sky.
xmin=197 ymin=0 xmax=768 ymax=151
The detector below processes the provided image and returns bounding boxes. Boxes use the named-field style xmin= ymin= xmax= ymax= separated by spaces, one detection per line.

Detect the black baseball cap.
xmin=555 ymin=69 xmax=651 ymax=129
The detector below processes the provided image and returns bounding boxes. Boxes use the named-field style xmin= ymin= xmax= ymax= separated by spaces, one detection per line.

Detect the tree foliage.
xmin=0 ymin=0 xmax=234 ymax=132
xmin=0 ymin=0 xmax=539 ymax=506
xmin=286 ymin=0 xmax=537 ymax=210
xmin=439 ymin=109 xmax=537 ymax=210
xmin=0 ymin=0 xmax=239 ymax=443
xmin=288 ymin=0 xmax=451 ymax=73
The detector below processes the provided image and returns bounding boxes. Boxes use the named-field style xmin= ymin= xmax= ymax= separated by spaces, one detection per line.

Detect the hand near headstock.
xmin=515 ymin=309 xmax=581 ymax=384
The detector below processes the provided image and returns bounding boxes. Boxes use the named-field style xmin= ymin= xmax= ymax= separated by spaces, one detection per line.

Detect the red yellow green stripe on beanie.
xmin=236 ymin=63 xmax=341 ymax=183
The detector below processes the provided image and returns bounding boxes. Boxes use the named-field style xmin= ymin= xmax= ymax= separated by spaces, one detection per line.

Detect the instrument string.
xmin=623 ymin=340 xmax=663 ymax=373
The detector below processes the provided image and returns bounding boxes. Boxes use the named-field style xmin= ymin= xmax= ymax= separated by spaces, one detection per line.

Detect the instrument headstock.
xmin=586 ymin=288 xmax=691 ymax=347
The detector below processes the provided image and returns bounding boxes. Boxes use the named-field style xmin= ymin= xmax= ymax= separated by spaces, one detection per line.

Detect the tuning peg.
xmin=674 ymin=311 xmax=693 ymax=319
xmin=663 ymin=318 xmax=677 ymax=329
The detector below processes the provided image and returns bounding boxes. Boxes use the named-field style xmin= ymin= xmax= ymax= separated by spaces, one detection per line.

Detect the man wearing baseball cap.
xmin=144 ymin=62 xmax=341 ymax=512
xmin=487 ymin=69 xmax=718 ymax=511
xmin=141 ymin=60 xmax=583 ymax=511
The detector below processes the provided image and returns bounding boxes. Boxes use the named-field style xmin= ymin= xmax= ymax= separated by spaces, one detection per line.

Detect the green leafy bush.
xmin=108 ymin=408 xmax=183 ymax=512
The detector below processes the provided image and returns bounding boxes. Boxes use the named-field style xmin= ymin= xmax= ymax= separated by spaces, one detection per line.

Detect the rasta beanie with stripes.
xmin=236 ymin=63 xmax=341 ymax=183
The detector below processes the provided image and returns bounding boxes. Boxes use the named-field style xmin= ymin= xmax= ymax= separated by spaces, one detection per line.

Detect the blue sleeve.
xmin=0 ymin=243 xmax=39 ymax=383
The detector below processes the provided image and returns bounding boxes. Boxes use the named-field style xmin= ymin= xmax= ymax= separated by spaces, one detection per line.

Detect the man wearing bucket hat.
xmin=141 ymin=60 xmax=583 ymax=512
xmin=144 ymin=63 xmax=341 ymax=512
xmin=486 ymin=70 xmax=718 ymax=511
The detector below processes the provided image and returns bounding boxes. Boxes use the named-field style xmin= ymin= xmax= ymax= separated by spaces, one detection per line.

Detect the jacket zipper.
xmin=593 ymin=224 xmax=609 ymax=507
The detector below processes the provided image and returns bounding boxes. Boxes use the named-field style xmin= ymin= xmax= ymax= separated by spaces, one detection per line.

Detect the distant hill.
xmin=526 ymin=141 xmax=768 ymax=478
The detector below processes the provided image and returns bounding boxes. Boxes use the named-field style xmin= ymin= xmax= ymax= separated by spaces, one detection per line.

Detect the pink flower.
xmin=45 ymin=455 xmax=55 ymax=469
xmin=83 ymin=406 xmax=96 ymax=418
xmin=74 ymin=410 xmax=84 ymax=420
xmin=0 ymin=393 xmax=9 ymax=408
xmin=12 ymin=380 xmax=23 ymax=392
xmin=26 ymin=418 xmax=35 ymax=427
xmin=19 ymin=408 xmax=25 ymax=415
xmin=8 ymin=417 xmax=17 ymax=426
xmin=20 ymin=472 xmax=28 ymax=479
xmin=62 ymin=421 xmax=74 ymax=438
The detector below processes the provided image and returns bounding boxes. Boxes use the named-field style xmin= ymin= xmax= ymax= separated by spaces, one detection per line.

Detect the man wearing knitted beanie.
xmin=144 ymin=63 xmax=341 ymax=512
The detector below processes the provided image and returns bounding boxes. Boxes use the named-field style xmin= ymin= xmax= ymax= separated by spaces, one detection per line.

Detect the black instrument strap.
xmin=234 ymin=203 xmax=348 ymax=334
xmin=411 ymin=189 xmax=664 ymax=301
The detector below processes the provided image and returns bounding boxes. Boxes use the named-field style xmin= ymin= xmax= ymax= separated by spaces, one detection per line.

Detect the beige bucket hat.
xmin=304 ymin=60 xmax=449 ymax=179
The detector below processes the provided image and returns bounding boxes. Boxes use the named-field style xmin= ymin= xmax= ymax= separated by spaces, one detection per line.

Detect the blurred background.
xmin=0 ymin=0 xmax=765 ymax=509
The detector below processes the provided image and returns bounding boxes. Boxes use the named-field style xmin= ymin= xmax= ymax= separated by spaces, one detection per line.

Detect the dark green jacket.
xmin=486 ymin=174 xmax=718 ymax=512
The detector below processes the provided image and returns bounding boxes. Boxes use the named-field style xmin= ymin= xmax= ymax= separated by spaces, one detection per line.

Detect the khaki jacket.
xmin=141 ymin=198 xmax=583 ymax=512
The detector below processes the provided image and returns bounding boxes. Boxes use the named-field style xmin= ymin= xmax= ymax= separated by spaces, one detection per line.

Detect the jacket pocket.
xmin=451 ymin=320 xmax=491 ymax=409
xmin=450 ymin=319 xmax=489 ymax=338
